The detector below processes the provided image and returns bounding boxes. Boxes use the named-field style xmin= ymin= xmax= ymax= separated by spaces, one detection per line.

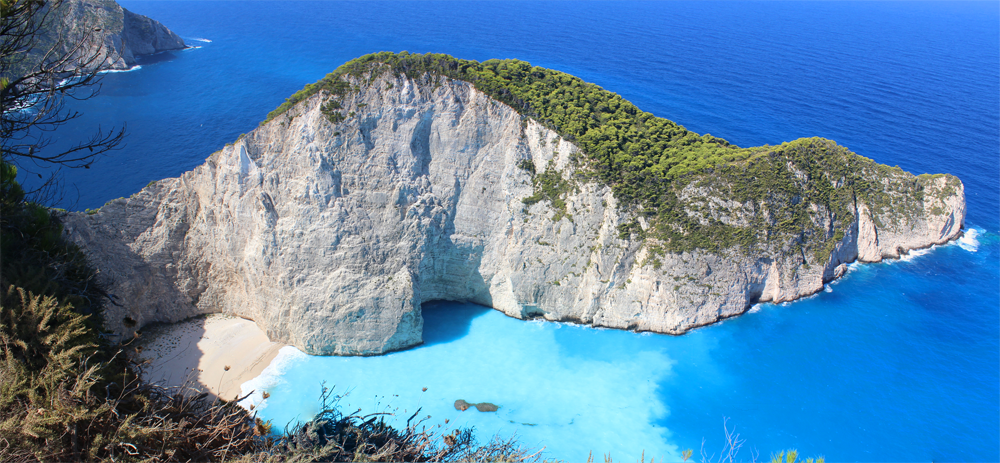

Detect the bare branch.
xmin=1 ymin=0 xmax=127 ymax=174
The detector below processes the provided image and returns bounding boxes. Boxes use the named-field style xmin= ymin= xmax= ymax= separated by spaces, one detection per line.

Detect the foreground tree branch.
xmin=1 ymin=0 xmax=125 ymax=173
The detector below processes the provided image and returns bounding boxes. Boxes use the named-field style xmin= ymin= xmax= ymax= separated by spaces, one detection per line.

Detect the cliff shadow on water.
xmin=419 ymin=301 xmax=492 ymax=348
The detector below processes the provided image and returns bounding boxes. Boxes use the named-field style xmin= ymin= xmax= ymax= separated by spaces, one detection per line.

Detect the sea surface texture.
xmin=30 ymin=1 xmax=999 ymax=461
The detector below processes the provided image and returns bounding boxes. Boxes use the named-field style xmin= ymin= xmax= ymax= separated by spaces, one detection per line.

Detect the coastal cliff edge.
xmin=62 ymin=60 xmax=965 ymax=355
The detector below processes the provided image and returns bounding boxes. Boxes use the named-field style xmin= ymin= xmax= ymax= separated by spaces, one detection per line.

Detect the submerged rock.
xmin=473 ymin=402 xmax=499 ymax=412
xmin=62 ymin=55 xmax=965 ymax=355
xmin=454 ymin=399 xmax=498 ymax=412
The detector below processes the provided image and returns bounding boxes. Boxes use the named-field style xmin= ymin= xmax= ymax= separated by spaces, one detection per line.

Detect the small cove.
xmin=29 ymin=1 xmax=999 ymax=460
xmin=241 ymin=301 xmax=682 ymax=461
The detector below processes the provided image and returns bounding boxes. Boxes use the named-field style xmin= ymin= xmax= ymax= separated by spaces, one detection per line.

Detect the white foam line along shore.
xmin=136 ymin=313 xmax=285 ymax=401
xmin=238 ymin=346 xmax=308 ymax=412
xmin=98 ymin=65 xmax=141 ymax=74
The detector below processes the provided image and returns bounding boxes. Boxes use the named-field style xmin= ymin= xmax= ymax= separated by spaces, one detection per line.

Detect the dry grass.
xmin=0 ymin=286 xmax=271 ymax=462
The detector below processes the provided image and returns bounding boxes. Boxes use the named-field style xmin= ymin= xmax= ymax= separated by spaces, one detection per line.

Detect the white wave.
xmin=898 ymin=247 xmax=933 ymax=262
xmin=11 ymin=66 xmax=136 ymax=112
xmin=797 ymin=291 xmax=822 ymax=302
xmin=8 ymin=98 xmax=39 ymax=112
xmin=238 ymin=346 xmax=308 ymax=412
xmin=956 ymin=228 xmax=981 ymax=252
xmin=188 ymin=37 xmax=212 ymax=43
xmin=528 ymin=318 xmax=611 ymax=331
xmin=99 ymin=65 xmax=141 ymax=74
xmin=747 ymin=304 xmax=762 ymax=313
xmin=824 ymin=285 xmax=833 ymax=293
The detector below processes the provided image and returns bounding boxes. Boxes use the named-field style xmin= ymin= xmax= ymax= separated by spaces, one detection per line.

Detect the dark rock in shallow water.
xmin=473 ymin=402 xmax=499 ymax=412
xmin=454 ymin=399 xmax=498 ymax=412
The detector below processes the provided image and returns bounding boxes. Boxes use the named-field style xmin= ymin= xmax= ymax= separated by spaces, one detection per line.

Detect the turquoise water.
xmin=243 ymin=233 xmax=995 ymax=461
xmin=243 ymin=304 xmax=680 ymax=459
xmin=24 ymin=1 xmax=999 ymax=460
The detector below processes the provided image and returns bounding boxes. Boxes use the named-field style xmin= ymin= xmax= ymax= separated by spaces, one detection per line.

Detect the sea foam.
xmin=956 ymin=228 xmax=981 ymax=252
xmin=239 ymin=346 xmax=308 ymax=412
xmin=898 ymin=246 xmax=933 ymax=263
xmin=98 ymin=65 xmax=141 ymax=74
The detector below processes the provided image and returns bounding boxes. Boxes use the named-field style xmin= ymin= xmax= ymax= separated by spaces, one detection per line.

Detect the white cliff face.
xmin=61 ymin=73 xmax=966 ymax=355
xmin=856 ymin=175 xmax=965 ymax=262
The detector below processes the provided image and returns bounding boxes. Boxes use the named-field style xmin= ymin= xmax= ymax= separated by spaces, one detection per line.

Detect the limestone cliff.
xmin=35 ymin=0 xmax=186 ymax=73
xmin=61 ymin=68 xmax=965 ymax=355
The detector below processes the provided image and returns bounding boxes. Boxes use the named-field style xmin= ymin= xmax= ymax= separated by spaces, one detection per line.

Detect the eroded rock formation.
xmin=62 ymin=72 xmax=965 ymax=355
xmin=45 ymin=0 xmax=186 ymax=72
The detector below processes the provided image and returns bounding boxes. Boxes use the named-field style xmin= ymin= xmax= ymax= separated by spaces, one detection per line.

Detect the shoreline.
xmin=132 ymin=229 xmax=980 ymax=385
xmin=128 ymin=228 xmax=980 ymax=397
xmin=136 ymin=313 xmax=285 ymax=401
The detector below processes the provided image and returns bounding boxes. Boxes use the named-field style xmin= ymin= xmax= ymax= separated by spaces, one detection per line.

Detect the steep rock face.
xmin=62 ymin=73 xmax=965 ymax=355
xmin=119 ymin=7 xmax=186 ymax=58
xmin=48 ymin=0 xmax=186 ymax=71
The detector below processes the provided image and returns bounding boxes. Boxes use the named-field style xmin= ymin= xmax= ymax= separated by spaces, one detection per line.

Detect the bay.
xmin=31 ymin=2 xmax=999 ymax=460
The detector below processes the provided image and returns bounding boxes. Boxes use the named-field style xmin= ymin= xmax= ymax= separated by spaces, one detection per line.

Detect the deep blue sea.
xmin=27 ymin=1 xmax=999 ymax=461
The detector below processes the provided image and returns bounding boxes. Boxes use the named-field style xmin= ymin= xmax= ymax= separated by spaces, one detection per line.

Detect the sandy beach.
xmin=136 ymin=314 xmax=285 ymax=401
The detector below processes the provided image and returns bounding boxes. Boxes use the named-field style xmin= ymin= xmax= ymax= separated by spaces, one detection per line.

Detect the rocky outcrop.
xmin=44 ymin=0 xmax=186 ymax=72
xmin=61 ymin=71 xmax=965 ymax=355
xmin=119 ymin=8 xmax=186 ymax=59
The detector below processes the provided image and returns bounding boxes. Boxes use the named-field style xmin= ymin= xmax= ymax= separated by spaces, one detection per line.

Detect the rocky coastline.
xmin=40 ymin=0 xmax=187 ymax=73
xmin=62 ymin=66 xmax=965 ymax=356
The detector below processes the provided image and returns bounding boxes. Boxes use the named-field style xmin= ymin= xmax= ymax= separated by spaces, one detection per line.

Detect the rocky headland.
xmin=62 ymin=53 xmax=965 ymax=356
xmin=35 ymin=0 xmax=186 ymax=72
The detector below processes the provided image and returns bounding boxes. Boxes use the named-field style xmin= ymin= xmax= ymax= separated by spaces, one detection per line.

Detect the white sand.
xmin=136 ymin=313 xmax=285 ymax=401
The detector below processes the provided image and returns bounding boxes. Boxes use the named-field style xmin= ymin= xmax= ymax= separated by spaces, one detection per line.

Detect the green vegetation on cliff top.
xmin=264 ymin=52 xmax=741 ymax=189
xmin=264 ymin=52 xmax=957 ymax=260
